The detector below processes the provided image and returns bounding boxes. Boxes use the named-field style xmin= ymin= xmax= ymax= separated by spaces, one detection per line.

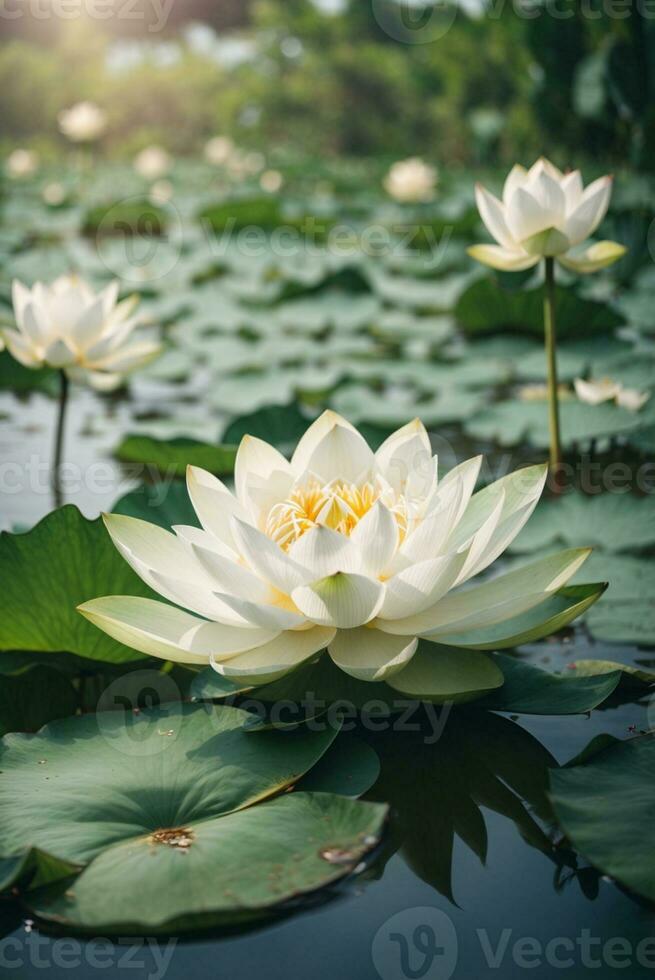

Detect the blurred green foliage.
xmin=0 ymin=0 xmax=653 ymax=169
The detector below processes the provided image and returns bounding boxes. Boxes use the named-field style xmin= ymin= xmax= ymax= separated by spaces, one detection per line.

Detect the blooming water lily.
xmin=469 ymin=158 xmax=626 ymax=474
xmin=384 ymin=157 xmax=437 ymax=203
xmin=79 ymin=412 xmax=595 ymax=690
xmin=3 ymin=275 xmax=161 ymax=505
xmin=134 ymin=145 xmax=171 ymax=181
xmin=58 ymin=101 xmax=108 ymax=143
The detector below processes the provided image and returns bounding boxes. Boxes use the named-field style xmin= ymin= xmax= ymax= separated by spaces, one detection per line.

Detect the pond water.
xmin=1 ymin=170 xmax=654 ymax=978
xmin=0 ymin=702 xmax=655 ymax=980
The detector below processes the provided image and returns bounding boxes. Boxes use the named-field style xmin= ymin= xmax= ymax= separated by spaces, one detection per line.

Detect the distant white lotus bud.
xmin=42 ymin=182 xmax=66 ymax=206
xmin=6 ymin=149 xmax=39 ymax=179
xmin=260 ymin=169 xmax=283 ymax=193
xmin=58 ymin=102 xmax=107 ymax=143
xmin=574 ymin=378 xmax=622 ymax=406
xmin=3 ymin=275 xmax=161 ymax=391
xmin=384 ymin=158 xmax=437 ymax=203
xmin=469 ymin=158 xmax=626 ymax=273
xmin=204 ymin=136 xmax=234 ymax=166
xmin=134 ymin=145 xmax=171 ymax=181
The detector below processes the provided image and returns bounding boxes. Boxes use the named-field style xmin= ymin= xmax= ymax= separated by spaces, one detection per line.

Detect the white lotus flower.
xmin=469 ymin=158 xmax=625 ymax=274
xmin=79 ymin=412 xmax=593 ymax=686
xmin=204 ymin=136 xmax=235 ymax=166
xmin=134 ymin=145 xmax=171 ymax=181
xmin=575 ymin=377 xmax=650 ymax=412
xmin=384 ymin=157 xmax=437 ymax=203
xmin=58 ymin=102 xmax=107 ymax=143
xmin=6 ymin=149 xmax=39 ymax=179
xmin=260 ymin=169 xmax=284 ymax=193
xmin=3 ymin=275 xmax=161 ymax=391
xmin=42 ymin=182 xmax=66 ymax=206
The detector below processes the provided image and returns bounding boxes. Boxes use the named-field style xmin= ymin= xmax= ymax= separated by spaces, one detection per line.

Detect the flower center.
xmin=265 ymin=479 xmax=408 ymax=550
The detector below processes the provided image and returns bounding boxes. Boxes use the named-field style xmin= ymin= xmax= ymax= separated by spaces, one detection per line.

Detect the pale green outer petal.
xmin=66 ymin=368 xmax=123 ymax=392
xmin=102 ymin=513 xmax=214 ymax=599
xmin=292 ymin=572 xmax=385 ymax=629
xmin=349 ymin=502 xmax=398 ymax=577
xmin=212 ymin=626 xmax=335 ymax=685
xmin=43 ymin=337 xmax=77 ymax=368
xmin=290 ymin=409 xmax=358 ymax=475
xmin=212 ymin=591 xmax=307 ymax=630
xmin=376 ymin=552 xmax=467 ymax=621
xmin=558 ymin=240 xmax=626 ymax=274
xmin=376 ymin=548 xmax=591 ymax=637
xmin=436 ymin=455 xmax=483 ymax=526
xmin=459 ymin=494 xmax=542 ymax=584
xmin=328 ymin=628 xmax=418 ymax=682
xmin=77 ymin=596 xmax=278 ymax=665
xmin=475 ymin=183 xmax=515 ymax=249
xmin=467 ymin=244 xmax=539 ymax=271
xmin=374 ymin=418 xmax=432 ymax=493
xmin=232 ymin=517 xmax=310 ymax=593
xmin=3 ymin=329 xmax=42 ymax=367
xmin=448 ymin=463 xmax=547 ymax=552
xmin=287 ymin=524 xmax=358 ymax=580
xmin=521 ymin=227 xmax=570 ymax=257
xmin=302 ymin=422 xmax=375 ymax=485
xmin=234 ymin=434 xmax=293 ymax=519
xmin=454 ymin=490 xmax=506 ymax=584
xmin=563 ymin=176 xmax=612 ymax=245
xmin=186 ymin=466 xmax=246 ymax=549
xmin=90 ymin=341 xmax=161 ymax=373
xmin=148 ymin=569 xmax=252 ymax=626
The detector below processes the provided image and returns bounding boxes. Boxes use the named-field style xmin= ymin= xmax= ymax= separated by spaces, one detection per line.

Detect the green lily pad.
xmin=510 ymin=492 xmax=655 ymax=555
xmin=222 ymin=403 xmax=310 ymax=451
xmin=0 ymin=702 xmax=386 ymax=932
xmin=465 ymin=397 xmax=640 ymax=449
xmin=550 ymin=736 xmax=655 ymax=902
xmin=0 ymin=506 xmax=156 ymax=664
xmin=455 ymin=278 xmax=624 ymax=338
xmin=385 ymin=643 xmax=504 ymax=704
xmin=0 ymin=351 xmax=59 ymax=396
xmin=479 ymin=654 xmax=622 ymax=715
xmin=581 ymin=554 xmax=655 ymax=646
xmin=115 ymin=434 xmax=238 ymax=479
xmin=112 ymin=481 xmax=198 ymax=530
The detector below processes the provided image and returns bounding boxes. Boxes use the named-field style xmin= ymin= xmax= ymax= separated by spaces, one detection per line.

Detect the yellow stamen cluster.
xmin=266 ymin=479 xmax=408 ymax=550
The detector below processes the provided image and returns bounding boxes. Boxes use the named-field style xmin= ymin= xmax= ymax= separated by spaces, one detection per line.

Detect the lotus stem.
xmin=52 ymin=370 xmax=69 ymax=509
xmin=543 ymin=257 xmax=562 ymax=480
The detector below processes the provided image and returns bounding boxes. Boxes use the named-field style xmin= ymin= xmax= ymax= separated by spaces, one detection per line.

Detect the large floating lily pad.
xmin=455 ymin=278 xmax=624 ymax=338
xmin=550 ymin=736 xmax=655 ymax=902
xmin=0 ymin=702 xmax=386 ymax=933
xmin=465 ymin=397 xmax=640 ymax=449
xmin=510 ymin=492 xmax=655 ymax=555
xmin=115 ymin=434 xmax=237 ymax=479
xmin=479 ymin=654 xmax=622 ymax=715
xmin=0 ymin=506 xmax=156 ymax=664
